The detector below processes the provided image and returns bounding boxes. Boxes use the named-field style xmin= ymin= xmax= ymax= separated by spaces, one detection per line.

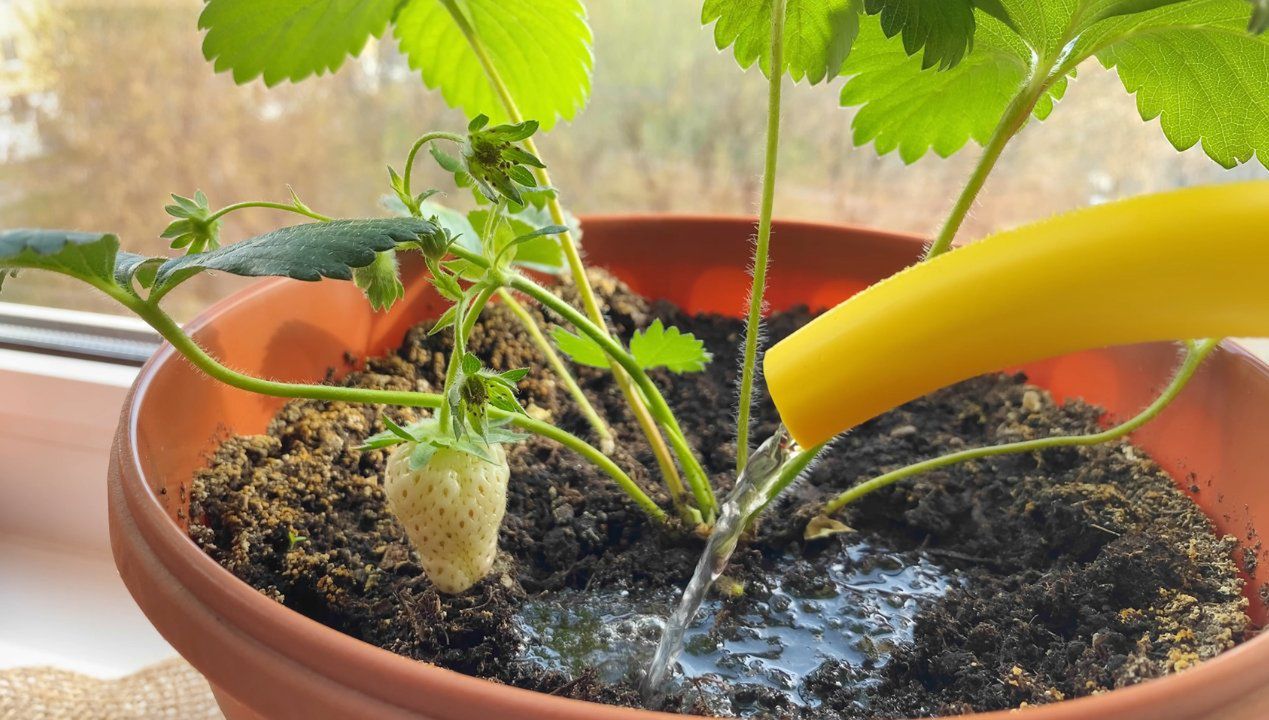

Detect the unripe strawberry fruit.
xmin=383 ymin=443 xmax=509 ymax=594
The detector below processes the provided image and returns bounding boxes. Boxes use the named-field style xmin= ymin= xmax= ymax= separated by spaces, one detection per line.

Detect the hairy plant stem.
xmin=402 ymin=131 xmax=465 ymax=201
xmin=206 ymin=201 xmax=332 ymax=224
xmin=504 ymin=270 xmax=716 ymax=517
xmin=437 ymin=283 xmax=498 ymax=432
xmin=925 ymin=66 xmax=1056 ymax=260
xmin=436 ymin=0 xmax=694 ymax=521
xmin=497 ymin=296 xmax=693 ymax=522
xmin=821 ymin=339 xmax=1219 ymax=516
xmin=736 ymin=0 xmax=787 ymax=472
xmin=102 ymin=284 xmax=665 ymax=523
xmin=756 ymin=442 xmax=824 ymax=517
xmin=497 ymin=288 xmax=616 ymax=451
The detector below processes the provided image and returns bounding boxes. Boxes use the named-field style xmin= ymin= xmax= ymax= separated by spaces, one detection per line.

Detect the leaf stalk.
xmin=502 ymin=269 xmax=716 ymax=518
xmin=821 ymin=339 xmax=1220 ymax=516
xmin=496 ymin=288 xmax=616 ymax=451
xmin=736 ymin=0 xmax=787 ymax=472
xmin=924 ymin=61 xmax=1057 ymax=260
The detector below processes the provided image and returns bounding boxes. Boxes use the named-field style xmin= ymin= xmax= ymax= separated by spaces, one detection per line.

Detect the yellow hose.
xmin=764 ymin=181 xmax=1269 ymax=449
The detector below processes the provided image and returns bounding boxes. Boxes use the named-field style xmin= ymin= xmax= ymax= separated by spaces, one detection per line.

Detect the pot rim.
xmin=113 ymin=215 xmax=1269 ymax=720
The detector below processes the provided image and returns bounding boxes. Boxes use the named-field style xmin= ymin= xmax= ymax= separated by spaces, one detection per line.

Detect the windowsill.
xmin=1237 ymin=338 xmax=1269 ymax=363
xmin=0 ymin=344 xmax=171 ymax=678
xmin=0 ymin=534 xmax=173 ymax=678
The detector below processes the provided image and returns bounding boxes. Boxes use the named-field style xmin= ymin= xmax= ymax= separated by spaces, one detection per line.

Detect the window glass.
xmin=0 ymin=0 xmax=1264 ymax=320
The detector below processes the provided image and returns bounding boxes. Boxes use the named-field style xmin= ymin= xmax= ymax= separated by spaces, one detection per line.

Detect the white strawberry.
xmin=383 ymin=443 xmax=509 ymax=594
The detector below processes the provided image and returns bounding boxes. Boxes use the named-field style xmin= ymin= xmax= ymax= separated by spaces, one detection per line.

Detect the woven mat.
xmin=0 ymin=659 xmax=222 ymax=720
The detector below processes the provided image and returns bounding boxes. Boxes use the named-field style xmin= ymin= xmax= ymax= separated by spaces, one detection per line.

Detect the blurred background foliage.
xmin=0 ymin=0 xmax=1264 ymax=317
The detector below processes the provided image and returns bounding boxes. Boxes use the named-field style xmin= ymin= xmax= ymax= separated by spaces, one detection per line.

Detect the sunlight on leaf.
xmin=199 ymin=0 xmax=398 ymax=85
xmin=395 ymin=0 xmax=593 ymax=131
xmin=703 ymin=0 xmax=863 ymax=83
xmin=1076 ymin=0 xmax=1268 ymax=169
xmin=840 ymin=12 xmax=1063 ymax=163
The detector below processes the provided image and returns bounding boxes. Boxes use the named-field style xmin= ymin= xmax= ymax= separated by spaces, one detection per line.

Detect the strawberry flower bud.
xmin=461 ymin=115 xmax=546 ymax=206
xmin=161 ymin=190 xmax=221 ymax=254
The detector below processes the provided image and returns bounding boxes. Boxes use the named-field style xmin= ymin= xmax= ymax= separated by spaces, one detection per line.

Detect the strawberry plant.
xmin=2 ymin=0 xmax=1266 ymax=609
xmin=707 ymin=0 xmax=1269 ymax=526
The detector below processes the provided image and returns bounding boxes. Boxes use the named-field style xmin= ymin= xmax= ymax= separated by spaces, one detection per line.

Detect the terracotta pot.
xmin=110 ymin=217 xmax=1269 ymax=720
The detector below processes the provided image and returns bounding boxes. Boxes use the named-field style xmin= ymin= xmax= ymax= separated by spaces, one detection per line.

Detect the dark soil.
xmin=190 ymin=274 xmax=1249 ymax=718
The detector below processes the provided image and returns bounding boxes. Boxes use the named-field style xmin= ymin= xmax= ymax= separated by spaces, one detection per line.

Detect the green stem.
xmin=438 ymin=283 xmax=498 ymax=431
xmin=821 ymin=339 xmax=1219 ymax=516
xmin=436 ymin=0 xmax=604 ymax=332
xmin=507 ymin=271 xmax=716 ymax=516
xmin=436 ymin=0 xmax=693 ymax=520
xmin=519 ymin=411 xmax=666 ymax=523
xmin=755 ymin=442 xmax=824 ymax=518
xmin=402 ymin=131 xmax=465 ymax=201
xmin=497 ymin=288 xmax=615 ymax=450
xmin=104 ymin=285 xmax=665 ymax=523
xmin=736 ymin=0 xmax=787 ymax=472
xmin=206 ymin=201 xmax=331 ymax=224
xmin=478 ymin=198 xmax=506 ymax=261
xmin=924 ymin=70 xmax=1054 ymax=261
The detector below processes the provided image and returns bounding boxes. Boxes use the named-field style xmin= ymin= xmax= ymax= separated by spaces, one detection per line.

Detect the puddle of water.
xmin=642 ymin=427 xmax=802 ymax=701
xmin=514 ymin=541 xmax=953 ymax=714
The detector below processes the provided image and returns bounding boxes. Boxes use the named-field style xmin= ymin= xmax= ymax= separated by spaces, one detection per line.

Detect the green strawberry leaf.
xmin=629 ymin=319 xmax=714 ymax=374
xmin=155 ymin=218 xmax=439 ymax=286
xmin=863 ymin=0 xmax=976 ymax=69
xmin=394 ymin=0 xmax=593 ymax=131
xmin=702 ymin=0 xmax=863 ymax=84
xmin=199 ymin=0 xmax=398 ymax=85
xmin=553 ymin=320 xmax=712 ymax=374
xmin=1085 ymin=0 xmax=1190 ymax=24
xmin=499 ymin=368 xmax=530 ymax=383
xmin=841 ymin=11 xmax=1064 ymax=163
xmin=452 ymin=207 xmax=568 ymax=275
xmin=551 ymin=326 xmax=611 ymax=368
xmin=428 ymin=304 xmax=460 ymax=336
xmin=1074 ymin=0 xmax=1268 ymax=169
xmin=0 ymin=230 xmax=169 ymax=295
xmin=114 ymin=253 xmax=164 ymax=290
xmin=0 ymin=229 xmax=122 ymax=289
xmin=843 ymin=0 xmax=1267 ymax=167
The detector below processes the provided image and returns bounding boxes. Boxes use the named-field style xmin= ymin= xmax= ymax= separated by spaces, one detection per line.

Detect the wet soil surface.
xmin=190 ymin=277 xmax=1249 ymax=718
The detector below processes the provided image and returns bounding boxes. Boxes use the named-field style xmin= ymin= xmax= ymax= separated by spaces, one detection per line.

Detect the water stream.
xmin=512 ymin=425 xmax=955 ymax=714
xmin=640 ymin=426 xmax=801 ymax=701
